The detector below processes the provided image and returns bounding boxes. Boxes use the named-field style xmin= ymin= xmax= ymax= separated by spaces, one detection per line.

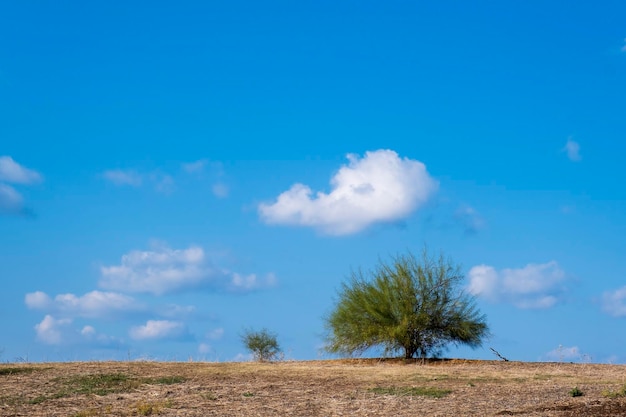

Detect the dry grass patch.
xmin=2 ymin=360 xmax=626 ymax=416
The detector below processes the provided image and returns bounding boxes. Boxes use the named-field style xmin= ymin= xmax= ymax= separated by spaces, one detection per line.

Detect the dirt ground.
xmin=1 ymin=359 xmax=626 ymax=416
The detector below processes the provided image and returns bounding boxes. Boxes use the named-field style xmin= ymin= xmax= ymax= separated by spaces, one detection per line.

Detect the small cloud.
xmin=129 ymin=320 xmax=188 ymax=341
xmin=212 ymin=183 xmax=229 ymax=198
xmin=545 ymin=345 xmax=581 ymax=361
xmin=25 ymin=290 xmax=141 ymax=319
xmin=206 ymin=328 xmax=224 ymax=340
xmin=562 ymin=138 xmax=581 ymax=162
xmin=229 ymin=272 xmax=277 ymax=292
xmin=34 ymin=315 xmax=72 ymax=345
xmin=99 ymin=242 xmax=276 ymax=295
xmin=0 ymin=183 xmax=24 ymax=214
xmin=0 ymin=156 xmax=42 ymax=184
xmin=198 ymin=343 xmax=212 ymax=354
xmin=182 ymin=159 xmax=208 ymax=175
xmin=102 ymin=169 xmax=143 ymax=186
xmin=454 ymin=205 xmax=485 ymax=235
xmin=153 ymin=173 xmax=175 ymax=194
xmin=258 ymin=149 xmax=438 ymax=235
xmin=601 ymin=286 xmax=626 ymax=317
xmin=468 ymin=261 xmax=566 ymax=309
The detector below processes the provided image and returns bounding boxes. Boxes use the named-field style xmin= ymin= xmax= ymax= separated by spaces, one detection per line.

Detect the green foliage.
xmin=569 ymin=386 xmax=583 ymax=397
xmin=241 ymin=328 xmax=281 ymax=362
xmin=369 ymin=386 xmax=452 ymax=398
xmin=324 ymin=249 xmax=489 ymax=359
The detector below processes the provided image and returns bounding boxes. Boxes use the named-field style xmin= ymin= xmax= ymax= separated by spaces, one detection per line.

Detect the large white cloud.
xmin=129 ymin=320 xmax=187 ymax=340
xmin=258 ymin=149 xmax=438 ymax=235
xmin=99 ymin=243 xmax=276 ymax=295
xmin=601 ymin=286 xmax=626 ymax=317
xmin=25 ymin=290 xmax=141 ymax=318
xmin=468 ymin=261 xmax=566 ymax=309
xmin=0 ymin=156 xmax=42 ymax=184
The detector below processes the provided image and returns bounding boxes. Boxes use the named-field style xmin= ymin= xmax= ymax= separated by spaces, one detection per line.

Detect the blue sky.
xmin=1 ymin=1 xmax=626 ymax=363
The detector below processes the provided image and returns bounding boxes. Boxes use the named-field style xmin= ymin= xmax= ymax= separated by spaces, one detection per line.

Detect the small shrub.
xmin=569 ymin=387 xmax=583 ymax=397
xmin=241 ymin=328 xmax=281 ymax=362
xmin=242 ymin=391 xmax=255 ymax=397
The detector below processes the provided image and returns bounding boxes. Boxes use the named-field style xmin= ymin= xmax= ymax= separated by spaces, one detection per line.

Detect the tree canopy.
xmin=324 ymin=249 xmax=489 ymax=359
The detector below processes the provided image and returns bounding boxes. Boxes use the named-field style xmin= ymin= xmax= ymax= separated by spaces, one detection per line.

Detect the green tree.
xmin=324 ymin=250 xmax=489 ymax=359
xmin=241 ymin=328 xmax=281 ymax=362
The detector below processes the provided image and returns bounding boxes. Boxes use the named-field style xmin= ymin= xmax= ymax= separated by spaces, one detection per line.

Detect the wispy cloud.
xmin=102 ymin=169 xmax=143 ymax=186
xmin=182 ymin=159 xmax=208 ymax=175
xmin=468 ymin=261 xmax=566 ymax=309
xmin=562 ymin=138 xmax=581 ymax=162
xmin=0 ymin=156 xmax=42 ymax=184
xmin=259 ymin=149 xmax=438 ymax=235
xmin=182 ymin=159 xmax=229 ymax=198
xmin=129 ymin=320 xmax=189 ymax=341
xmin=25 ymin=290 xmax=142 ymax=319
xmin=99 ymin=243 xmax=276 ymax=295
xmin=0 ymin=156 xmax=42 ymax=215
xmin=544 ymin=345 xmax=582 ymax=362
xmin=601 ymin=286 xmax=626 ymax=317
xmin=0 ymin=183 xmax=25 ymax=214
xmin=454 ymin=205 xmax=485 ymax=235
xmin=102 ymin=169 xmax=175 ymax=194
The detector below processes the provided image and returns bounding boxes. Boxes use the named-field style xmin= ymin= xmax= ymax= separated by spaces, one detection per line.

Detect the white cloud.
xmin=212 ymin=183 xmax=229 ymax=198
xmin=259 ymin=149 xmax=438 ymax=235
xmin=0 ymin=156 xmax=42 ymax=184
xmin=468 ymin=261 xmax=566 ymax=309
xmin=102 ymin=169 xmax=143 ymax=186
xmin=545 ymin=345 xmax=581 ymax=361
xmin=0 ymin=183 xmax=24 ymax=214
xmin=99 ymin=243 xmax=276 ymax=295
xmin=206 ymin=328 xmax=224 ymax=340
xmin=229 ymin=272 xmax=277 ymax=292
xmin=34 ymin=315 xmax=72 ymax=345
xmin=129 ymin=320 xmax=187 ymax=340
xmin=601 ymin=286 xmax=626 ymax=317
xmin=454 ymin=205 xmax=485 ymax=235
xmin=100 ymin=245 xmax=208 ymax=295
xmin=151 ymin=173 xmax=175 ymax=194
xmin=563 ymin=138 xmax=581 ymax=162
xmin=26 ymin=290 xmax=140 ymax=318
xmin=182 ymin=159 xmax=208 ymax=174
xmin=198 ymin=343 xmax=212 ymax=354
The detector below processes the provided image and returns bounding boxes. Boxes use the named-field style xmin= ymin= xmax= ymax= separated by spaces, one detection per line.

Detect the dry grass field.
xmin=2 ymin=359 xmax=626 ymax=416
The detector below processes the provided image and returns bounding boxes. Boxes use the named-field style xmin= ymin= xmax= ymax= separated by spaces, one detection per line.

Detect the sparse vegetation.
xmin=0 ymin=366 xmax=36 ymax=376
xmin=569 ymin=386 xmax=583 ymax=397
xmin=2 ymin=360 xmax=626 ymax=416
xmin=369 ymin=386 xmax=452 ymax=398
xmin=602 ymin=384 xmax=626 ymax=398
xmin=241 ymin=328 xmax=282 ymax=362
xmin=325 ymin=249 xmax=489 ymax=359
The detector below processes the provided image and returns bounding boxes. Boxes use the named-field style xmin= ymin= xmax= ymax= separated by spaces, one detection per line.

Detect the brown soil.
xmin=1 ymin=359 xmax=626 ymax=416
